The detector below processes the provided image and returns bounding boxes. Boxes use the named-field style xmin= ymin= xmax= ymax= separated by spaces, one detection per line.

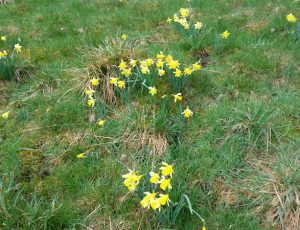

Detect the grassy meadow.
xmin=0 ymin=0 xmax=300 ymax=229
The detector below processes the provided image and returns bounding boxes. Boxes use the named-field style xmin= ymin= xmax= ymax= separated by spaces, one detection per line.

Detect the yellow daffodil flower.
xmin=118 ymin=59 xmax=127 ymax=70
xmin=221 ymin=30 xmax=230 ymax=39
xmin=122 ymin=170 xmax=143 ymax=192
xmin=1 ymin=36 xmax=6 ymax=41
xmin=140 ymin=192 xmax=156 ymax=209
xmin=97 ymin=119 xmax=106 ymax=127
xmin=140 ymin=60 xmax=148 ymax=68
xmin=121 ymin=34 xmax=127 ymax=41
xmin=141 ymin=66 xmax=149 ymax=74
xmin=117 ymin=80 xmax=125 ymax=89
xmin=184 ymin=67 xmax=193 ymax=75
xmin=173 ymin=14 xmax=179 ymax=22
xmin=14 ymin=44 xmax=22 ymax=53
xmin=180 ymin=8 xmax=190 ymax=18
xmin=182 ymin=106 xmax=193 ymax=118
xmin=129 ymin=59 xmax=137 ymax=67
xmin=0 ymin=51 xmax=4 ymax=59
xmin=174 ymin=68 xmax=182 ymax=77
xmin=287 ymin=13 xmax=296 ymax=23
xmin=156 ymin=51 xmax=165 ymax=60
xmin=109 ymin=77 xmax=119 ymax=86
xmin=149 ymin=87 xmax=157 ymax=96
xmin=156 ymin=60 xmax=164 ymax=68
xmin=149 ymin=171 xmax=160 ymax=184
xmin=91 ymin=78 xmax=99 ymax=86
xmin=160 ymin=162 xmax=174 ymax=177
xmin=192 ymin=63 xmax=202 ymax=71
xmin=84 ymin=89 xmax=95 ymax=96
xmin=168 ymin=60 xmax=180 ymax=69
xmin=158 ymin=69 xmax=165 ymax=76
xmin=76 ymin=153 xmax=86 ymax=159
xmin=179 ymin=18 xmax=188 ymax=27
xmin=87 ymin=97 xmax=96 ymax=107
xmin=159 ymin=194 xmax=171 ymax=206
xmin=150 ymin=198 xmax=161 ymax=211
xmin=146 ymin=58 xmax=154 ymax=66
xmin=121 ymin=68 xmax=131 ymax=77
xmin=184 ymin=24 xmax=190 ymax=30
xmin=1 ymin=111 xmax=10 ymax=120
xmin=159 ymin=177 xmax=172 ymax=191
xmin=172 ymin=93 xmax=182 ymax=103
xmin=195 ymin=21 xmax=203 ymax=30
xmin=167 ymin=18 xmax=172 ymax=23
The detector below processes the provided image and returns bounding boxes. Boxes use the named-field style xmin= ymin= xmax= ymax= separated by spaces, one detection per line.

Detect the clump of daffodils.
xmin=122 ymin=162 xmax=174 ymax=212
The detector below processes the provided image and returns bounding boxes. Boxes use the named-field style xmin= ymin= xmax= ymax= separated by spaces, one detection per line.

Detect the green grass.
xmin=1 ymin=0 xmax=300 ymax=229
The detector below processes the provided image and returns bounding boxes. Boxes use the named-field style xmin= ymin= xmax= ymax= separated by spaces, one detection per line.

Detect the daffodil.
xmin=179 ymin=8 xmax=190 ymax=18
xmin=14 ymin=44 xmax=22 ymax=53
xmin=129 ymin=59 xmax=137 ymax=67
xmin=159 ymin=177 xmax=172 ymax=191
xmin=91 ymin=78 xmax=99 ymax=86
xmin=173 ymin=14 xmax=179 ymax=22
xmin=156 ymin=51 xmax=165 ymax=60
xmin=121 ymin=68 xmax=131 ymax=77
xmin=121 ymin=34 xmax=127 ymax=41
xmin=184 ymin=67 xmax=193 ymax=75
xmin=149 ymin=87 xmax=157 ymax=96
xmin=1 ymin=36 xmax=6 ymax=41
xmin=192 ymin=63 xmax=202 ymax=71
xmin=76 ymin=153 xmax=86 ymax=159
xmin=156 ymin=60 xmax=164 ymax=68
xmin=117 ymin=80 xmax=125 ymax=89
xmin=174 ymin=68 xmax=182 ymax=77
xmin=158 ymin=69 xmax=165 ymax=76
xmin=140 ymin=60 xmax=148 ymax=68
xmin=146 ymin=58 xmax=154 ymax=66
xmin=149 ymin=171 xmax=160 ymax=184
xmin=1 ymin=111 xmax=10 ymax=120
xmin=202 ymin=226 xmax=207 ymax=230
xmin=159 ymin=194 xmax=171 ymax=206
xmin=150 ymin=198 xmax=161 ymax=211
xmin=160 ymin=162 xmax=174 ymax=177
xmin=165 ymin=55 xmax=173 ymax=64
xmin=168 ymin=60 xmax=180 ymax=69
xmin=118 ymin=59 xmax=127 ymax=70
xmin=122 ymin=170 xmax=143 ymax=192
xmin=221 ymin=30 xmax=230 ymax=39
xmin=97 ymin=119 xmax=106 ymax=127
xmin=109 ymin=77 xmax=119 ymax=86
xmin=140 ymin=192 xmax=156 ymax=209
xmin=84 ymin=89 xmax=95 ymax=96
xmin=172 ymin=93 xmax=182 ymax=103
xmin=87 ymin=97 xmax=96 ymax=107
xmin=0 ymin=51 xmax=4 ymax=59
xmin=167 ymin=18 xmax=172 ymax=23
xmin=141 ymin=66 xmax=149 ymax=74
xmin=195 ymin=21 xmax=203 ymax=30
xmin=287 ymin=13 xmax=296 ymax=23
xmin=184 ymin=24 xmax=190 ymax=30
xmin=182 ymin=106 xmax=193 ymax=118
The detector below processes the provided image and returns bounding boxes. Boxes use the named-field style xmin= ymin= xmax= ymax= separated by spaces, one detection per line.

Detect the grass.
xmin=1 ymin=0 xmax=300 ymax=229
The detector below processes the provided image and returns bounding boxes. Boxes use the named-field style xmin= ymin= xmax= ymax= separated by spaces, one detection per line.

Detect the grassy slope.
xmin=1 ymin=0 xmax=300 ymax=229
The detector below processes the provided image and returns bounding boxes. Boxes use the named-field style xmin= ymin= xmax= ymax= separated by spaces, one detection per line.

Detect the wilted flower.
xmin=87 ymin=97 xmax=96 ymax=107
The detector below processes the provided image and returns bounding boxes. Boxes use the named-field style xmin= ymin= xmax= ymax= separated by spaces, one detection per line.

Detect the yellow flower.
xmin=179 ymin=8 xmax=190 ymax=18
xmin=158 ymin=69 xmax=165 ymax=76
xmin=121 ymin=34 xmax=127 ymax=40
xmin=117 ymin=80 xmax=126 ymax=89
xmin=165 ymin=55 xmax=173 ymax=64
xmin=14 ymin=44 xmax=22 ymax=53
xmin=121 ymin=68 xmax=132 ymax=77
xmin=97 ymin=119 xmax=106 ymax=127
xmin=149 ymin=171 xmax=160 ymax=184
xmin=160 ymin=162 xmax=174 ymax=177
xmin=140 ymin=60 xmax=148 ymax=68
xmin=159 ymin=194 xmax=171 ymax=206
xmin=109 ymin=77 xmax=119 ymax=85
xmin=184 ymin=67 xmax=193 ymax=75
xmin=221 ymin=30 xmax=230 ymax=39
xmin=150 ymin=198 xmax=161 ymax=211
xmin=287 ymin=13 xmax=296 ymax=23
xmin=174 ymin=68 xmax=182 ymax=77
xmin=91 ymin=78 xmax=99 ymax=86
xmin=168 ymin=60 xmax=180 ymax=69
xmin=179 ymin=18 xmax=188 ymax=26
xmin=118 ymin=59 xmax=127 ymax=70
xmin=122 ymin=170 xmax=143 ymax=192
xmin=0 ymin=51 xmax=4 ymax=59
xmin=140 ymin=192 xmax=156 ymax=209
xmin=192 ymin=63 xmax=202 ymax=71
xmin=76 ymin=153 xmax=86 ymax=159
xmin=141 ymin=66 xmax=149 ymax=74
xmin=146 ymin=58 xmax=154 ymax=66
xmin=84 ymin=89 xmax=95 ymax=96
xmin=202 ymin=226 xmax=207 ymax=230
xmin=172 ymin=93 xmax=182 ymax=103
xmin=156 ymin=60 xmax=164 ymax=68
xmin=167 ymin=17 xmax=172 ymax=23
xmin=184 ymin=24 xmax=190 ymax=30
xmin=156 ymin=51 xmax=165 ymax=60
xmin=159 ymin=177 xmax=172 ymax=191
xmin=1 ymin=36 xmax=6 ymax=41
xmin=129 ymin=59 xmax=137 ymax=67
xmin=1 ymin=111 xmax=10 ymax=120
xmin=149 ymin=87 xmax=157 ymax=96
xmin=173 ymin=14 xmax=179 ymax=22
xmin=87 ymin=97 xmax=96 ymax=107
xmin=182 ymin=106 xmax=193 ymax=118
xmin=195 ymin=21 xmax=203 ymax=30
